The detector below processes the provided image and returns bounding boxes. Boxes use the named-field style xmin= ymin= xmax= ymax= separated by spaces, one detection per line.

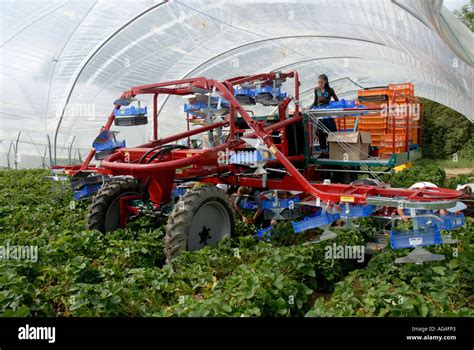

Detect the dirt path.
xmin=445 ymin=168 xmax=474 ymax=178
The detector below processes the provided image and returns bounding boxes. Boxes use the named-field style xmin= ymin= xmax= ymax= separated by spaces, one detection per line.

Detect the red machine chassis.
xmin=62 ymin=71 xmax=460 ymax=210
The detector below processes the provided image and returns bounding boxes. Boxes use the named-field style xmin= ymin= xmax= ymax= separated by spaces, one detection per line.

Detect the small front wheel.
xmin=86 ymin=177 xmax=141 ymax=233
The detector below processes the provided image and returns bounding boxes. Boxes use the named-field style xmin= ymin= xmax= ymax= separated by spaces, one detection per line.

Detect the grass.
xmin=413 ymin=157 xmax=474 ymax=170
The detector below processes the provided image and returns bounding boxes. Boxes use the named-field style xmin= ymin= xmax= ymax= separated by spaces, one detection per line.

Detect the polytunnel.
xmin=0 ymin=0 xmax=473 ymax=168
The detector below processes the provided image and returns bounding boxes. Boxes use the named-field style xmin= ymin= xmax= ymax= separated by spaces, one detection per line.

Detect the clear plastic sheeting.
xmin=0 ymin=0 xmax=472 ymax=168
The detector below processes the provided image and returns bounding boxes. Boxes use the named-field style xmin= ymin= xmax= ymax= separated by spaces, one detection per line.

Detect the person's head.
xmin=459 ymin=185 xmax=472 ymax=199
xmin=237 ymin=186 xmax=251 ymax=196
xmin=317 ymin=74 xmax=330 ymax=91
xmin=277 ymin=190 xmax=292 ymax=199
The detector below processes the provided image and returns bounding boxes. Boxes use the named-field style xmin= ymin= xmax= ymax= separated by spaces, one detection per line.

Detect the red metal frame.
xmin=119 ymin=194 xmax=142 ymax=228
xmin=153 ymin=93 xmax=158 ymax=141
xmin=64 ymin=71 xmax=460 ymax=225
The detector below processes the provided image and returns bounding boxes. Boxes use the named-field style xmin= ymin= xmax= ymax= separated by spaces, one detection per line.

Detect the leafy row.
xmin=0 ymin=169 xmax=472 ymax=317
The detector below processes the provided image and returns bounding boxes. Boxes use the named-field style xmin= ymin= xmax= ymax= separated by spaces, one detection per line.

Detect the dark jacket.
xmin=310 ymin=87 xmax=339 ymax=109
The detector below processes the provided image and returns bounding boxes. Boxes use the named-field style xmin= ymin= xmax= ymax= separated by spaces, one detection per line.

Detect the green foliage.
xmin=413 ymin=157 xmax=474 ymax=169
xmin=458 ymin=138 xmax=474 ymax=161
xmin=0 ymin=169 xmax=472 ymax=317
xmin=384 ymin=165 xmax=446 ymax=188
xmin=420 ymin=98 xmax=474 ymax=160
xmin=454 ymin=0 xmax=474 ymax=31
xmin=445 ymin=172 xmax=474 ymax=189
xmin=0 ymin=170 xmax=166 ymax=316
xmin=306 ymin=220 xmax=474 ymax=317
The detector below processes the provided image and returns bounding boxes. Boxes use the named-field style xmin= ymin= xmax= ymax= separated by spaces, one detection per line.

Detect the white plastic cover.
xmin=1 ymin=0 xmax=473 ymax=168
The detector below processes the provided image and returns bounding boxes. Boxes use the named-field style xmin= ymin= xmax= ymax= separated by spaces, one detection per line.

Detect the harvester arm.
xmin=213 ymin=76 xmax=461 ymax=207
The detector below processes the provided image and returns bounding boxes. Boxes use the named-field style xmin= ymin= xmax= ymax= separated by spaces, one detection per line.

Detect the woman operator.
xmin=309 ymin=74 xmax=339 ymax=157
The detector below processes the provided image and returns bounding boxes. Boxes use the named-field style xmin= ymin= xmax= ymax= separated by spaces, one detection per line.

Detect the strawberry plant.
xmin=0 ymin=169 xmax=472 ymax=317
xmin=306 ymin=220 xmax=474 ymax=317
xmin=445 ymin=171 xmax=474 ymax=189
xmin=384 ymin=165 xmax=446 ymax=188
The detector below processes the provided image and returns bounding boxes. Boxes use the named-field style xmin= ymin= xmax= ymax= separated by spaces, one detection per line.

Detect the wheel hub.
xmin=188 ymin=201 xmax=231 ymax=251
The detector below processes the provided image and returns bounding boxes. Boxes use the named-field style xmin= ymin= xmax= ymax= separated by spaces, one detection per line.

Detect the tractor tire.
xmin=164 ymin=185 xmax=235 ymax=263
xmin=86 ymin=177 xmax=141 ymax=233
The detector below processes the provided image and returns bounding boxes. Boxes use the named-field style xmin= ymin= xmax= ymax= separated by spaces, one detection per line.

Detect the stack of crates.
xmin=357 ymin=115 xmax=387 ymax=147
xmin=355 ymin=86 xmax=391 ymax=148
xmin=379 ymin=135 xmax=407 ymax=155
xmin=389 ymin=83 xmax=414 ymax=100
xmin=380 ymin=83 xmax=418 ymax=157
xmin=353 ymin=83 xmax=419 ymax=158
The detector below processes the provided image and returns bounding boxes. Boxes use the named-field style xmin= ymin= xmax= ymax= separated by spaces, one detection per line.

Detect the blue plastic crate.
xmin=92 ymin=130 xmax=125 ymax=152
xmin=255 ymin=85 xmax=274 ymax=94
xmin=343 ymin=99 xmax=356 ymax=108
xmin=327 ymin=100 xmax=342 ymax=108
xmin=435 ymin=213 xmax=465 ymax=230
xmin=340 ymin=204 xmax=374 ymax=218
xmin=415 ymin=215 xmax=437 ymax=227
xmin=416 ymin=213 xmax=464 ymax=230
xmin=95 ymin=139 xmax=126 ymax=152
xmin=401 ymin=209 xmax=434 ymax=216
xmin=114 ymin=106 xmax=147 ymax=117
xmin=314 ymin=99 xmax=357 ymax=109
xmin=184 ymin=98 xmax=229 ymax=115
xmin=390 ymin=227 xmax=442 ymax=249
xmin=255 ymin=226 xmax=273 ymax=239
xmin=254 ymin=86 xmax=287 ymax=100
xmin=74 ymin=184 xmax=101 ymax=201
xmin=292 ymin=212 xmax=340 ymax=233
xmin=234 ymin=87 xmax=255 ymax=97
xmin=184 ymin=101 xmax=207 ymax=112
xmin=415 ymin=211 xmax=440 ymax=227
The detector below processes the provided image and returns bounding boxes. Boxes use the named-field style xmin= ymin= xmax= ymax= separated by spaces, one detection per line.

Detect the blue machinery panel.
xmin=73 ymin=184 xmax=102 ymax=201
xmin=234 ymin=86 xmax=287 ymax=106
xmin=92 ymin=130 xmax=126 ymax=160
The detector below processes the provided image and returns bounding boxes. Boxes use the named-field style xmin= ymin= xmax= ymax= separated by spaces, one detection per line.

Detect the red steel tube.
xmin=153 ymin=94 xmax=158 ymax=141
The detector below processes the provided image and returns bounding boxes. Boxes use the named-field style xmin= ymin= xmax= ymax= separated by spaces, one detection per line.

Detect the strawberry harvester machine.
xmin=54 ymin=71 xmax=465 ymax=264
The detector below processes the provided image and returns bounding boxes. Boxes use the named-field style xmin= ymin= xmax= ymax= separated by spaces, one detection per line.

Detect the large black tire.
xmin=164 ymin=185 xmax=235 ymax=263
xmin=86 ymin=177 xmax=141 ymax=233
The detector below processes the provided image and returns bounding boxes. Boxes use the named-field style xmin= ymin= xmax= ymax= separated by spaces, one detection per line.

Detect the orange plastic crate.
xmin=389 ymin=83 xmax=414 ymax=95
xmin=378 ymin=132 xmax=408 ymax=145
xmin=385 ymin=127 xmax=413 ymax=135
xmin=370 ymin=133 xmax=384 ymax=147
xmin=359 ymin=128 xmax=388 ymax=136
xmin=358 ymin=122 xmax=387 ymax=129
xmin=387 ymin=118 xmax=418 ymax=127
xmin=361 ymin=100 xmax=386 ymax=106
xmin=358 ymin=87 xmax=391 ymax=98
xmin=410 ymin=129 xmax=419 ymax=144
xmin=359 ymin=116 xmax=387 ymax=123
xmin=379 ymin=146 xmax=406 ymax=155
